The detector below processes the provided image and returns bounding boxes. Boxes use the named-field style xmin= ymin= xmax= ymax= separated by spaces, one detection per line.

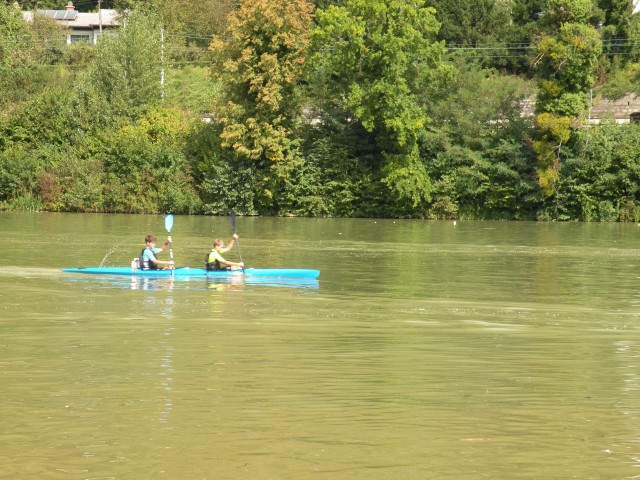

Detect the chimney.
xmin=66 ymin=1 xmax=75 ymax=11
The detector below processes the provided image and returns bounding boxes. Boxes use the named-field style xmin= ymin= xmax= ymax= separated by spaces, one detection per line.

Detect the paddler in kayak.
xmin=140 ymin=234 xmax=174 ymax=270
xmin=205 ymin=233 xmax=244 ymax=271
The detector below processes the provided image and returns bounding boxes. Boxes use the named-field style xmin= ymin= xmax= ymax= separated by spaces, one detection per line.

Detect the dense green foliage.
xmin=0 ymin=3 xmax=66 ymax=108
xmin=309 ymin=0 xmax=450 ymax=214
xmin=2 ymin=0 xmax=640 ymax=220
xmin=557 ymin=121 xmax=640 ymax=221
xmin=532 ymin=0 xmax=603 ymax=198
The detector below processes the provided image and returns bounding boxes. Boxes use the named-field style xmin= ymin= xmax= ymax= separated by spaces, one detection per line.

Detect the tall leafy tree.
xmin=512 ymin=0 xmax=547 ymax=25
xmin=532 ymin=0 xmax=602 ymax=198
xmin=209 ymin=0 xmax=313 ymax=209
xmin=308 ymin=0 xmax=450 ymax=210
xmin=425 ymin=0 xmax=512 ymax=47
xmin=423 ymin=0 xmax=513 ymax=70
xmin=502 ymin=0 xmax=548 ymax=73
xmin=535 ymin=22 xmax=602 ymax=116
xmin=598 ymin=0 xmax=640 ymax=64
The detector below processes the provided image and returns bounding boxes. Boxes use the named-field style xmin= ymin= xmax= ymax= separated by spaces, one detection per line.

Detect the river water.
xmin=2 ymin=212 xmax=640 ymax=479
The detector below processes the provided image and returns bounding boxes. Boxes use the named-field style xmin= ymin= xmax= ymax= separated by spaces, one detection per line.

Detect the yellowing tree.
xmin=209 ymin=0 xmax=313 ymax=170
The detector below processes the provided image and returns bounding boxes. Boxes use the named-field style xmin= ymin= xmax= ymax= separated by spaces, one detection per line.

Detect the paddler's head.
xmin=212 ymin=239 xmax=224 ymax=251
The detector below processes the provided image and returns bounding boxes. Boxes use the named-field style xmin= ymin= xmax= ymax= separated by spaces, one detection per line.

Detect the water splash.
xmin=99 ymin=244 xmax=122 ymax=267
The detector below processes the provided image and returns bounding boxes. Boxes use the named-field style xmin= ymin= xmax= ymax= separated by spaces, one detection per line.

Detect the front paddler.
xmin=140 ymin=234 xmax=174 ymax=270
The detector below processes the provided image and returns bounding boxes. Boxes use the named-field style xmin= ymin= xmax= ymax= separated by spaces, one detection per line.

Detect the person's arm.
xmin=151 ymin=258 xmax=173 ymax=267
xmin=213 ymin=250 xmax=242 ymax=268
xmin=151 ymin=241 xmax=174 ymax=268
xmin=151 ymin=256 xmax=174 ymax=268
xmin=158 ymin=236 xmax=171 ymax=253
xmin=221 ymin=258 xmax=243 ymax=268
xmin=221 ymin=234 xmax=237 ymax=253
xmin=222 ymin=259 xmax=244 ymax=268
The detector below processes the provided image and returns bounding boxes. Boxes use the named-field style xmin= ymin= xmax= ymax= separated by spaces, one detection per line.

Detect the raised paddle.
xmin=164 ymin=214 xmax=174 ymax=271
xmin=229 ymin=211 xmax=244 ymax=272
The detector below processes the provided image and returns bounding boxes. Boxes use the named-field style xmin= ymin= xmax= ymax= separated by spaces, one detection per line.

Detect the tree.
xmin=308 ymin=0 xmax=450 ymax=210
xmin=77 ymin=10 xmax=163 ymax=118
xmin=14 ymin=1 xmax=71 ymax=8
xmin=596 ymin=0 xmax=640 ymax=69
xmin=543 ymin=0 xmax=595 ymax=24
xmin=425 ymin=0 xmax=512 ymax=47
xmin=512 ymin=0 xmax=547 ymax=25
xmin=421 ymin=0 xmax=514 ymax=70
xmin=422 ymin=58 xmax=538 ymax=219
xmin=558 ymin=121 xmax=640 ymax=221
xmin=208 ymin=0 xmax=314 ymax=211
xmin=120 ymin=0 xmax=235 ymax=45
xmin=532 ymin=0 xmax=602 ymax=199
xmin=309 ymin=0 xmax=347 ymax=8
xmin=0 ymin=3 xmax=33 ymax=81
xmin=0 ymin=2 xmax=65 ymax=107
xmin=535 ymin=22 xmax=602 ymax=116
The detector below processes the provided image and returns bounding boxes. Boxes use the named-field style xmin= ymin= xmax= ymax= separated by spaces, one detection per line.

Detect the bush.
xmin=0 ymin=146 xmax=45 ymax=201
xmin=557 ymin=122 xmax=640 ymax=221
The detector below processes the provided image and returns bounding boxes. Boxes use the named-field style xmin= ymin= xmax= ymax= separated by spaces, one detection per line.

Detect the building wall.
xmin=590 ymin=94 xmax=640 ymax=124
xmin=520 ymin=94 xmax=640 ymax=124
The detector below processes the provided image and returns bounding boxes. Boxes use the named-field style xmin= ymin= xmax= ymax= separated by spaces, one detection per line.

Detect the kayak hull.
xmin=62 ymin=267 xmax=320 ymax=279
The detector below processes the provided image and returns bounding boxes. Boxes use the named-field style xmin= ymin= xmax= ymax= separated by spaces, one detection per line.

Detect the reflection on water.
xmin=2 ymin=213 xmax=640 ymax=479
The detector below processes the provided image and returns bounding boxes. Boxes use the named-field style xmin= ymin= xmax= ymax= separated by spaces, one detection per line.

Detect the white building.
xmin=20 ymin=1 xmax=120 ymax=45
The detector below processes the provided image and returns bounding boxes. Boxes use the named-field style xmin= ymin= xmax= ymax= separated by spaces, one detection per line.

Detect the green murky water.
xmin=2 ymin=212 xmax=640 ymax=479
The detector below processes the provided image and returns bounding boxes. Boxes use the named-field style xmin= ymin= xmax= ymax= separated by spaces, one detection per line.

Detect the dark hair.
xmin=145 ymin=235 xmax=156 ymax=243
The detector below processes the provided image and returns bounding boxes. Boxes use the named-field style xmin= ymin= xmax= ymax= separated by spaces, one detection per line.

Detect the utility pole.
xmin=161 ymin=27 xmax=165 ymax=101
xmin=98 ymin=0 xmax=103 ymax=35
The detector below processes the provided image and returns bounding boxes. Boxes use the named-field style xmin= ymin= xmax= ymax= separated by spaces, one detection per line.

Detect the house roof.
xmin=38 ymin=10 xmax=77 ymax=20
xmin=23 ymin=9 xmax=120 ymax=28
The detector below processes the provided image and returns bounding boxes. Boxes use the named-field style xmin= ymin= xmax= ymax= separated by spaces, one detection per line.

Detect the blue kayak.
xmin=62 ymin=267 xmax=320 ymax=279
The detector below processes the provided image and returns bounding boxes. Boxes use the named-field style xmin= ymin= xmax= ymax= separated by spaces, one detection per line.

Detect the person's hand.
xmin=232 ymin=233 xmax=239 ymax=240
xmin=238 ymin=261 xmax=244 ymax=268
xmin=167 ymin=235 xmax=172 ymax=243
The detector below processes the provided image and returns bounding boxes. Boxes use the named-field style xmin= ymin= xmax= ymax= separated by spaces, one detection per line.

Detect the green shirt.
xmin=208 ymin=250 xmax=225 ymax=264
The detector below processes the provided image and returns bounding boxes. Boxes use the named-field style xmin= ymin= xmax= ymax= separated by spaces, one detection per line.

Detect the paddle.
xmin=164 ymin=214 xmax=174 ymax=271
xmin=229 ymin=211 xmax=244 ymax=272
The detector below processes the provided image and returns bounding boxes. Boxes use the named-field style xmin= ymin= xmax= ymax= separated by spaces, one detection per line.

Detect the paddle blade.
xmin=165 ymin=214 xmax=174 ymax=233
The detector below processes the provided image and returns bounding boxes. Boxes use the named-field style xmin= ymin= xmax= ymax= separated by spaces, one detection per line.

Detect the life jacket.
xmin=140 ymin=247 xmax=158 ymax=270
xmin=205 ymin=251 xmax=224 ymax=271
